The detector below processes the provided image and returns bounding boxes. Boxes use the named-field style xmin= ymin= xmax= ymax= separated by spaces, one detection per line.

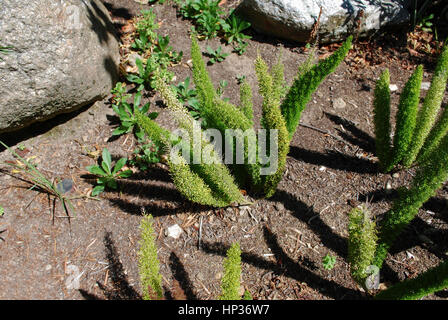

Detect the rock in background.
xmin=0 ymin=0 xmax=120 ymax=133
xmin=236 ymin=0 xmax=411 ymax=44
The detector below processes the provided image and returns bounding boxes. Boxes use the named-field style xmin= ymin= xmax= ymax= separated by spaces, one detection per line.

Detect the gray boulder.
xmin=0 ymin=0 xmax=120 ymax=133
xmin=236 ymin=0 xmax=411 ymax=44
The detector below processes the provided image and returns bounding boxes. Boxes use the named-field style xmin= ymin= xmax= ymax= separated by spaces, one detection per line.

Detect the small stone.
xmin=274 ymin=202 xmax=284 ymax=211
xmin=333 ymin=97 xmax=346 ymax=109
xmin=127 ymin=53 xmax=143 ymax=68
xmin=45 ymin=264 xmax=52 ymax=271
xmin=421 ymin=82 xmax=431 ymax=91
xmin=392 ymin=172 xmax=400 ymax=179
xmin=389 ymin=84 xmax=398 ymax=92
xmin=319 ymin=166 xmax=326 ymax=172
xmin=385 ymin=180 xmax=393 ymax=194
xmin=166 ymin=224 xmax=183 ymax=239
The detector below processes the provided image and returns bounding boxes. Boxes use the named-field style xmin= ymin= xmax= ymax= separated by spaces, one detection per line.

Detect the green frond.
xmin=219 ymin=242 xmax=242 ymax=300
xmin=139 ymin=214 xmax=163 ymax=300
xmin=403 ymin=44 xmax=448 ymax=167
xmin=388 ymin=65 xmax=423 ymax=171
xmin=373 ymin=69 xmax=392 ymax=171
xmin=168 ymin=152 xmax=230 ymax=207
xmin=239 ymin=80 xmax=254 ymax=124
xmin=417 ymin=105 xmax=448 ymax=165
xmin=190 ymin=34 xmax=216 ymax=113
xmin=281 ymin=36 xmax=353 ymax=140
xmin=347 ymin=205 xmax=378 ymax=287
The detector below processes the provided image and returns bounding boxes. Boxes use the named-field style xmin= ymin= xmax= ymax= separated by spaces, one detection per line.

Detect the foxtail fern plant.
xmin=219 ymin=242 xmax=251 ymax=300
xmin=374 ymin=44 xmax=448 ymax=172
xmin=347 ymin=205 xmax=378 ymax=288
xmin=138 ymin=213 xmax=164 ymax=300
xmin=135 ymin=33 xmax=351 ymax=205
xmin=373 ymin=131 xmax=448 ymax=269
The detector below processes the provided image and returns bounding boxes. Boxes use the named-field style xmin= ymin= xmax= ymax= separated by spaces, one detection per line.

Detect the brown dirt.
xmin=0 ymin=0 xmax=447 ymax=300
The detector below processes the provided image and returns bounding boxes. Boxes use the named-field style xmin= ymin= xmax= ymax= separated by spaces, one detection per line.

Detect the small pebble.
xmin=389 ymin=84 xmax=398 ymax=92
xmin=421 ymin=82 xmax=431 ymax=90
xmin=166 ymin=224 xmax=183 ymax=239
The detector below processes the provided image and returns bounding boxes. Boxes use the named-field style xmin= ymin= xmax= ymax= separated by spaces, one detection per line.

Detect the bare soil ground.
xmin=0 ymin=0 xmax=447 ymax=300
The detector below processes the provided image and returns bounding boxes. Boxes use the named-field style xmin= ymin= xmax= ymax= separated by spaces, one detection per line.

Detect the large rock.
xmin=236 ymin=0 xmax=411 ymax=44
xmin=0 ymin=0 xmax=120 ymax=133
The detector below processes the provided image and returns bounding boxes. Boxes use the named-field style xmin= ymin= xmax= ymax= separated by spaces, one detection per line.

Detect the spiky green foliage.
xmin=403 ymin=44 xmax=448 ymax=167
xmin=281 ymin=36 xmax=353 ymax=139
xmin=254 ymin=55 xmax=290 ymax=198
xmin=417 ymin=104 xmax=448 ymax=164
xmin=373 ymin=132 xmax=448 ymax=269
xmin=347 ymin=205 xmax=378 ymax=287
xmin=375 ymin=259 xmax=448 ymax=300
xmin=168 ymin=153 xmax=231 ymax=207
xmin=138 ymin=214 xmax=163 ymax=300
xmin=135 ymin=110 xmax=171 ymax=151
xmin=373 ymin=69 xmax=392 ymax=171
xmin=387 ymin=65 xmax=423 ymax=171
xmin=219 ymin=242 xmax=242 ymax=300
xmin=239 ymin=80 xmax=254 ymax=124
xmin=153 ymin=71 xmax=246 ymax=207
xmin=190 ymin=34 xmax=215 ymax=111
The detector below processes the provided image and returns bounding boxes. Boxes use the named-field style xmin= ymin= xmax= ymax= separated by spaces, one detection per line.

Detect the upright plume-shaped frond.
xmin=373 ymin=69 xmax=392 ymax=171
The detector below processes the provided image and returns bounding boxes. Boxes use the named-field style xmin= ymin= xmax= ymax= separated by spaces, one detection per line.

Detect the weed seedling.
xmin=112 ymin=91 xmax=158 ymax=141
xmin=206 ymin=46 xmax=229 ymax=64
xmin=322 ymin=254 xmax=336 ymax=270
xmin=86 ymin=148 xmax=132 ymax=196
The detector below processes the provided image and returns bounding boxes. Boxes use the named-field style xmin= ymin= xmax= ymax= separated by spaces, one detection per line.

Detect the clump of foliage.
xmin=219 ymin=242 xmax=252 ymax=300
xmin=138 ymin=213 xmax=164 ymax=300
xmin=112 ymin=91 xmax=158 ymax=141
xmin=206 ymin=45 xmax=229 ymax=65
xmin=177 ymin=1 xmax=251 ymax=54
xmin=348 ymin=132 xmax=448 ymax=299
xmin=86 ymin=148 xmax=132 ymax=196
xmin=373 ymin=43 xmax=448 ymax=172
xmin=347 ymin=205 xmax=378 ymax=288
xmin=134 ymin=33 xmax=351 ymax=205
xmin=127 ymin=10 xmax=183 ymax=91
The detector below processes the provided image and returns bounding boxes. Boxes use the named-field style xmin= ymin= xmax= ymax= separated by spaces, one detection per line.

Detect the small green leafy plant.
xmin=112 ymin=91 xmax=158 ymax=141
xmin=222 ymin=12 xmax=251 ymax=45
xmin=132 ymin=9 xmax=159 ymax=53
xmin=179 ymin=0 xmax=226 ymax=39
xmin=111 ymin=82 xmax=131 ymax=107
xmin=129 ymin=140 xmax=161 ymax=171
xmin=347 ymin=131 xmax=448 ymax=299
xmin=86 ymin=148 xmax=132 ymax=196
xmin=322 ymin=254 xmax=336 ymax=270
xmin=206 ymin=46 xmax=229 ymax=64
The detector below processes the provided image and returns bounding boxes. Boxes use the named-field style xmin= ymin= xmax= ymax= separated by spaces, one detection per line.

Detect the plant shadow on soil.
xmin=200 ymin=225 xmax=364 ymax=300
xmin=289 ymin=112 xmax=378 ymax=174
xmin=79 ymin=231 xmax=198 ymax=300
